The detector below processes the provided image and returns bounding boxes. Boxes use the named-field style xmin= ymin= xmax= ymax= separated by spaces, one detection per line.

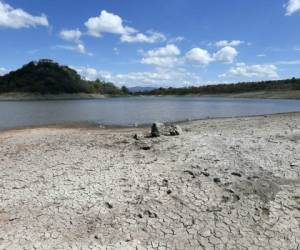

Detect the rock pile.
xmin=151 ymin=123 xmax=182 ymax=137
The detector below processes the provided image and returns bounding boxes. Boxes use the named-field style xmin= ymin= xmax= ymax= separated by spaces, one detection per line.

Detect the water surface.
xmin=0 ymin=96 xmax=300 ymax=129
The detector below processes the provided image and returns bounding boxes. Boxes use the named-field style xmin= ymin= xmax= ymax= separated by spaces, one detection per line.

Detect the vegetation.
xmin=139 ymin=78 xmax=300 ymax=96
xmin=0 ymin=59 xmax=125 ymax=95
xmin=0 ymin=59 xmax=299 ymax=99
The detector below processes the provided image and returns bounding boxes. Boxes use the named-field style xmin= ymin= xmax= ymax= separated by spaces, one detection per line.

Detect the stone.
xmin=141 ymin=145 xmax=151 ymax=151
xmin=133 ymin=133 xmax=142 ymax=140
xmin=169 ymin=125 xmax=183 ymax=136
xmin=151 ymin=123 xmax=162 ymax=137
xmin=231 ymin=172 xmax=242 ymax=177
xmin=213 ymin=178 xmax=221 ymax=183
xmin=105 ymin=202 xmax=113 ymax=209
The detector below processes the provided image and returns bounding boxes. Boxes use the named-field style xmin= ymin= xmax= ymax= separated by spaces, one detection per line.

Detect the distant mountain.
xmin=0 ymin=59 xmax=124 ymax=95
xmin=129 ymin=86 xmax=157 ymax=93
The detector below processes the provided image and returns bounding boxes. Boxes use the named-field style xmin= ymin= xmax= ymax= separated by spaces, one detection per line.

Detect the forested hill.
xmin=0 ymin=60 xmax=124 ymax=95
xmin=143 ymin=78 xmax=300 ymax=96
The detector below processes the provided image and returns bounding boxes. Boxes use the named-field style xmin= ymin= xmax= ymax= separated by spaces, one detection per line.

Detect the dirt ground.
xmin=0 ymin=113 xmax=300 ymax=250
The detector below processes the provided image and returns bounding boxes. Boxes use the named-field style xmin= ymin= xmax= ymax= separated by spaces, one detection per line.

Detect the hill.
xmin=0 ymin=59 xmax=124 ymax=95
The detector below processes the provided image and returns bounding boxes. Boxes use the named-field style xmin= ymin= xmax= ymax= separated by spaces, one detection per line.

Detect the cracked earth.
xmin=0 ymin=113 xmax=300 ymax=250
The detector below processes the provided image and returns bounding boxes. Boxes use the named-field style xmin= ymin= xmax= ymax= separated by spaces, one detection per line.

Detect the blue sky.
xmin=0 ymin=0 xmax=300 ymax=87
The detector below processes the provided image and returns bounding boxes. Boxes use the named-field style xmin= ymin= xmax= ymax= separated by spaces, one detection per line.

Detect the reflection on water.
xmin=0 ymin=96 xmax=300 ymax=129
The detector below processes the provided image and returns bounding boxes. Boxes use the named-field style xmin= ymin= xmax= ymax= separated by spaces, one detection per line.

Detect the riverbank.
xmin=0 ymin=113 xmax=300 ymax=249
xmin=1 ymin=90 xmax=300 ymax=101
xmin=224 ymin=90 xmax=300 ymax=99
xmin=0 ymin=92 xmax=107 ymax=101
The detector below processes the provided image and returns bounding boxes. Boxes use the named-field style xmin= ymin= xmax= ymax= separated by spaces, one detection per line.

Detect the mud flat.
xmin=0 ymin=113 xmax=300 ymax=249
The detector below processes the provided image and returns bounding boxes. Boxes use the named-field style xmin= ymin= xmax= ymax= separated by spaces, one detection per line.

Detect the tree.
xmin=121 ymin=85 xmax=130 ymax=94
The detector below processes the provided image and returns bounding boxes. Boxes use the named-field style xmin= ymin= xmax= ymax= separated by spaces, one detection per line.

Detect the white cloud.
xmin=0 ymin=1 xmax=48 ymax=29
xmin=186 ymin=46 xmax=238 ymax=65
xmin=141 ymin=56 xmax=181 ymax=67
xmin=213 ymin=46 xmax=238 ymax=64
xmin=72 ymin=66 xmax=112 ymax=81
xmin=0 ymin=67 xmax=8 ymax=76
xmin=84 ymin=10 xmax=166 ymax=43
xmin=140 ymin=44 xmax=181 ymax=67
xmin=76 ymin=44 xmax=87 ymax=54
xmin=120 ymin=31 xmax=166 ymax=43
xmin=220 ymin=63 xmax=279 ymax=78
xmin=185 ymin=48 xmax=214 ymax=65
xmin=115 ymin=68 xmax=201 ymax=87
xmin=85 ymin=10 xmax=133 ymax=37
xmin=145 ymin=44 xmax=180 ymax=57
xmin=214 ymin=40 xmax=243 ymax=47
xmin=59 ymin=28 xmax=90 ymax=55
xmin=60 ymin=29 xmax=82 ymax=43
xmin=285 ymin=0 xmax=300 ymax=15
xmin=73 ymin=66 xmax=201 ymax=87
xmin=257 ymin=54 xmax=266 ymax=57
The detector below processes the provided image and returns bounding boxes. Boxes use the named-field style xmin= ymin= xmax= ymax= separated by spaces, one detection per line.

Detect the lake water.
xmin=0 ymin=96 xmax=300 ymax=129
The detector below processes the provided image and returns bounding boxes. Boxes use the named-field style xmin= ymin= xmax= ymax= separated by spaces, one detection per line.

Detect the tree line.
xmin=135 ymin=78 xmax=300 ymax=96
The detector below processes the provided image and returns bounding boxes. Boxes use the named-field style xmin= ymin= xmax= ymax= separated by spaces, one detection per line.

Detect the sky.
xmin=0 ymin=0 xmax=300 ymax=87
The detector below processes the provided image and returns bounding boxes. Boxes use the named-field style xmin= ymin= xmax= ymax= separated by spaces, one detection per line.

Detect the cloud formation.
xmin=0 ymin=1 xmax=48 ymax=29
xmin=185 ymin=48 xmax=214 ymax=65
xmin=285 ymin=0 xmax=300 ymax=15
xmin=73 ymin=66 xmax=200 ymax=87
xmin=186 ymin=46 xmax=238 ymax=65
xmin=0 ymin=67 xmax=8 ymax=75
xmin=85 ymin=10 xmax=165 ymax=43
xmin=59 ymin=28 xmax=91 ymax=55
xmin=141 ymin=44 xmax=182 ymax=67
xmin=60 ymin=29 xmax=82 ymax=43
xmin=145 ymin=44 xmax=181 ymax=57
xmin=214 ymin=40 xmax=243 ymax=47
xmin=214 ymin=46 xmax=238 ymax=64
xmin=220 ymin=63 xmax=278 ymax=78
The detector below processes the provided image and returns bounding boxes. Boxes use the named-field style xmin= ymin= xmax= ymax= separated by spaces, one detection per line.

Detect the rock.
xmin=201 ymin=171 xmax=210 ymax=177
xmin=144 ymin=210 xmax=158 ymax=218
xmin=150 ymin=123 xmax=182 ymax=137
xmin=137 ymin=141 xmax=152 ymax=150
xmin=133 ymin=133 xmax=142 ymax=140
xmin=213 ymin=178 xmax=221 ymax=183
xmin=231 ymin=172 xmax=242 ymax=177
xmin=151 ymin=123 xmax=162 ymax=137
xmin=105 ymin=202 xmax=113 ymax=209
xmin=162 ymin=179 xmax=169 ymax=186
xmin=184 ymin=170 xmax=196 ymax=178
xmin=141 ymin=145 xmax=151 ymax=151
xmin=169 ymin=125 xmax=183 ymax=136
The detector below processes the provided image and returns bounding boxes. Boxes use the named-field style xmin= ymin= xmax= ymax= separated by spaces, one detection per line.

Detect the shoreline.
xmin=0 ymin=93 xmax=108 ymax=101
xmin=1 ymin=90 xmax=300 ymax=101
xmin=1 ymin=111 xmax=300 ymax=134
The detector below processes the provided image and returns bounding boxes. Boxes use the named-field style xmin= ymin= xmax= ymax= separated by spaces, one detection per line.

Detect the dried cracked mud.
xmin=0 ymin=113 xmax=300 ymax=250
